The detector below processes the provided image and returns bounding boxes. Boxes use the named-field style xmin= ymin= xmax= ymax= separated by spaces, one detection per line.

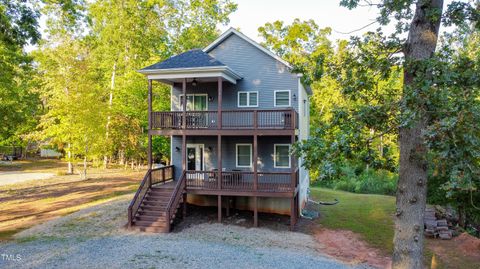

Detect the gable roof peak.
xmin=203 ymin=28 xmax=292 ymax=69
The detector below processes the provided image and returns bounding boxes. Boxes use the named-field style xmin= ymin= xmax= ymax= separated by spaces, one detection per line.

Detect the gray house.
xmin=128 ymin=28 xmax=311 ymax=233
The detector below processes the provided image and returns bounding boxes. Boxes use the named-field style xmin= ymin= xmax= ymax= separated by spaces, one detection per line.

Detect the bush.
xmin=315 ymin=163 xmax=398 ymax=196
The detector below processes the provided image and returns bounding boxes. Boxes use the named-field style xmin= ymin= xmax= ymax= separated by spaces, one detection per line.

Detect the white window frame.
xmin=236 ymin=143 xmax=252 ymax=168
xmin=179 ymin=93 xmax=208 ymax=111
xmin=274 ymin=144 xmax=291 ymax=168
xmin=237 ymin=91 xmax=259 ymax=108
xmin=274 ymin=90 xmax=291 ymax=107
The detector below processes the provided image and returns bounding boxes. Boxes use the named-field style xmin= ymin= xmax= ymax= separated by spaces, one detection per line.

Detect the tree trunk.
xmin=67 ymin=143 xmax=73 ymax=174
xmin=82 ymin=156 xmax=87 ymax=180
xmin=104 ymin=62 xmax=117 ymax=169
xmin=393 ymin=1 xmax=443 ymax=268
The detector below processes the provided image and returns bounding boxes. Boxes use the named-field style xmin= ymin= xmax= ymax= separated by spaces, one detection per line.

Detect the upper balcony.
xmin=151 ymin=109 xmax=298 ymax=133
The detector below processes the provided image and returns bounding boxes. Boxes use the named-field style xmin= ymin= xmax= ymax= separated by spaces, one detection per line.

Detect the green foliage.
xmin=0 ymin=1 xmax=42 ymax=145
xmin=318 ymin=163 xmax=398 ymax=196
xmin=261 ymin=2 xmax=480 ymax=231
xmin=29 ymin=0 xmax=237 ymax=173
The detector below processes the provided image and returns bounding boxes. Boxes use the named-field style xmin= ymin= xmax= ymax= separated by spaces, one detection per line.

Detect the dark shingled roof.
xmin=141 ymin=49 xmax=225 ymax=70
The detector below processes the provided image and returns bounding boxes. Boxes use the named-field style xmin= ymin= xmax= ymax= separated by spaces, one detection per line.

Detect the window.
xmin=236 ymin=144 xmax=252 ymax=167
xmin=180 ymin=94 xmax=207 ymax=111
xmin=274 ymin=144 xmax=291 ymax=168
xmin=274 ymin=90 xmax=291 ymax=107
xmin=238 ymin=91 xmax=258 ymax=107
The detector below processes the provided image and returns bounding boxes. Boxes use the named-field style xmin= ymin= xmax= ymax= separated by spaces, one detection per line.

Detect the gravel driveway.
xmin=0 ymin=171 xmax=54 ymax=186
xmin=0 ymin=195 xmax=370 ymax=269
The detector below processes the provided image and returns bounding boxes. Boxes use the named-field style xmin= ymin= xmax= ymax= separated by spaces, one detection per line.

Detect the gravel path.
xmin=0 ymin=171 xmax=54 ymax=186
xmin=0 ymin=195 xmax=370 ymax=269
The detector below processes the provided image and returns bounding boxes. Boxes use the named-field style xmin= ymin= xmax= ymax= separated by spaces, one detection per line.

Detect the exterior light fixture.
xmin=293 ymin=93 xmax=297 ymax=101
xmin=208 ymin=96 xmax=214 ymax=102
xmin=192 ymin=78 xmax=198 ymax=87
xmin=175 ymin=147 xmax=180 ymax=152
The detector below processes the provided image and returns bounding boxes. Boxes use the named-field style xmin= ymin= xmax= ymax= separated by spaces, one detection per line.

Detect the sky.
xmin=220 ymin=0 xmax=382 ymax=42
xmin=220 ymin=0 xmax=455 ymax=42
xmin=28 ymin=0 xmax=456 ymax=52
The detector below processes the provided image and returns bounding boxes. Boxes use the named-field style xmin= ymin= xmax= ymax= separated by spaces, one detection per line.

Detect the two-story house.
xmin=128 ymin=28 xmax=311 ymax=233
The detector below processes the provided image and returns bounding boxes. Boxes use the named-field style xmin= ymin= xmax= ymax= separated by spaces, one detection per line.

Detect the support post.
xmin=218 ymin=195 xmax=222 ymax=222
xmin=226 ymin=196 xmax=230 ymax=217
xmin=183 ymin=193 xmax=187 ymax=218
xmin=217 ymin=135 xmax=222 ymax=190
xmin=147 ymin=79 xmax=153 ymax=169
xmin=290 ymin=197 xmax=295 ymax=231
xmin=182 ymin=135 xmax=186 ymax=172
xmin=217 ymin=77 xmax=222 ymax=129
xmin=291 ymin=134 xmax=296 ymax=189
xmin=182 ymin=78 xmax=187 ymax=129
xmin=254 ymin=196 xmax=258 ymax=227
xmin=253 ymin=135 xmax=258 ymax=191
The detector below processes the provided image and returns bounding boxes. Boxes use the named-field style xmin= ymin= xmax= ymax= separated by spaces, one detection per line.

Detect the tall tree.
xmin=338 ymin=1 xmax=478 ymax=267
xmin=0 ymin=0 xmax=41 ymax=146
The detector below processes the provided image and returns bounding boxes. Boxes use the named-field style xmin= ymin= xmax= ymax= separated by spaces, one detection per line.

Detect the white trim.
xmin=179 ymin=93 xmax=208 ymax=111
xmin=203 ymin=28 xmax=292 ymax=69
xmin=236 ymin=143 xmax=252 ymax=168
xmin=146 ymin=71 xmax=238 ymax=84
xmin=274 ymin=90 xmax=291 ymax=107
xmin=186 ymin=144 xmax=205 ymax=171
xmin=274 ymin=144 xmax=291 ymax=168
xmin=139 ymin=66 xmax=242 ymax=85
xmin=237 ymin=91 xmax=259 ymax=108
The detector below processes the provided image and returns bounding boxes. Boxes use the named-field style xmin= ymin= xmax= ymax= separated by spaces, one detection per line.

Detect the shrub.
xmin=314 ymin=163 xmax=398 ymax=196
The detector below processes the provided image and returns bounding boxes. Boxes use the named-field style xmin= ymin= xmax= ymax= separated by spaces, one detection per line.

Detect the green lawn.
xmin=309 ymin=187 xmax=395 ymax=253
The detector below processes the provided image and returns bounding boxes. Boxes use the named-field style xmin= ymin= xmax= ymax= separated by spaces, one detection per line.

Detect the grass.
xmin=310 ymin=187 xmax=395 ymax=252
xmin=310 ymin=187 xmax=480 ymax=269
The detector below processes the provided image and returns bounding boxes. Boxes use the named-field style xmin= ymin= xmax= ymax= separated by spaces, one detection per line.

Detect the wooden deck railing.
xmin=127 ymin=165 xmax=174 ymax=228
xmin=165 ymin=170 xmax=186 ymax=231
xmin=151 ymin=109 xmax=298 ymax=130
xmin=185 ymin=169 xmax=298 ymax=192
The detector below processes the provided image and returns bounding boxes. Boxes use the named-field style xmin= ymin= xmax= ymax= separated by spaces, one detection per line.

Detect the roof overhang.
xmin=138 ymin=66 xmax=243 ymax=85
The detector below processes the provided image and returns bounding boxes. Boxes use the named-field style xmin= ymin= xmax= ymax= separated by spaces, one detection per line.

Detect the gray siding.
xmin=171 ymin=136 xmax=292 ymax=180
xmin=171 ymin=34 xmax=299 ymax=111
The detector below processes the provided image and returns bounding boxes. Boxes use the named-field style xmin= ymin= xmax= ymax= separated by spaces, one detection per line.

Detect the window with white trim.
xmin=236 ymin=144 xmax=252 ymax=167
xmin=238 ymin=91 xmax=258 ymax=107
xmin=274 ymin=90 xmax=290 ymax=107
xmin=274 ymin=144 xmax=291 ymax=168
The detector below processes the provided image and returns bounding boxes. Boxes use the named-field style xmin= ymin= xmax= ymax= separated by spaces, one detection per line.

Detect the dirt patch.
xmin=455 ymin=233 xmax=480 ymax=258
xmin=0 ymin=170 xmax=143 ymax=238
xmin=311 ymin=228 xmax=392 ymax=269
xmin=426 ymin=233 xmax=480 ymax=268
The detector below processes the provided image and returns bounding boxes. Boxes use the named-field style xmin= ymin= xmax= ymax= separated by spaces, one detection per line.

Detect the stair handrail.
xmin=128 ymin=169 xmax=152 ymax=228
xmin=127 ymin=165 xmax=175 ymax=228
xmin=165 ymin=170 xmax=186 ymax=230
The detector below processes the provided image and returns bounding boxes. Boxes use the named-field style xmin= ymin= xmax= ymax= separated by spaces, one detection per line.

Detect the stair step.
xmin=147 ymin=193 xmax=173 ymax=198
xmin=145 ymin=195 xmax=171 ymax=201
xmin=140 ymin=204 xmax=168 ymax=211
xmin=143 ymin=200 xmax=169 ymax=206
xmin=134 ymin=220 xmax=167 ymax=227
xmin=150 ymin=188 xmax=174 ymax=192
xmin=131 ymin=225 xmax=169 ymax=233
xmin=136 ymin=215 xmax=167 ymax=222
xmin=138 ymin=211 xmax=167 ymax=218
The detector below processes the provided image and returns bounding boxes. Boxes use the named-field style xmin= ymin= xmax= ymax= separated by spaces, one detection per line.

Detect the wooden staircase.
xmin=128 ymin=166 xmax=186 ymax=233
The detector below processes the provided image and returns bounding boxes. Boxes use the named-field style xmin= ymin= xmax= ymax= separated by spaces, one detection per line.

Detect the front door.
xmin=186 ymin=144 xmax=204 ymax=171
